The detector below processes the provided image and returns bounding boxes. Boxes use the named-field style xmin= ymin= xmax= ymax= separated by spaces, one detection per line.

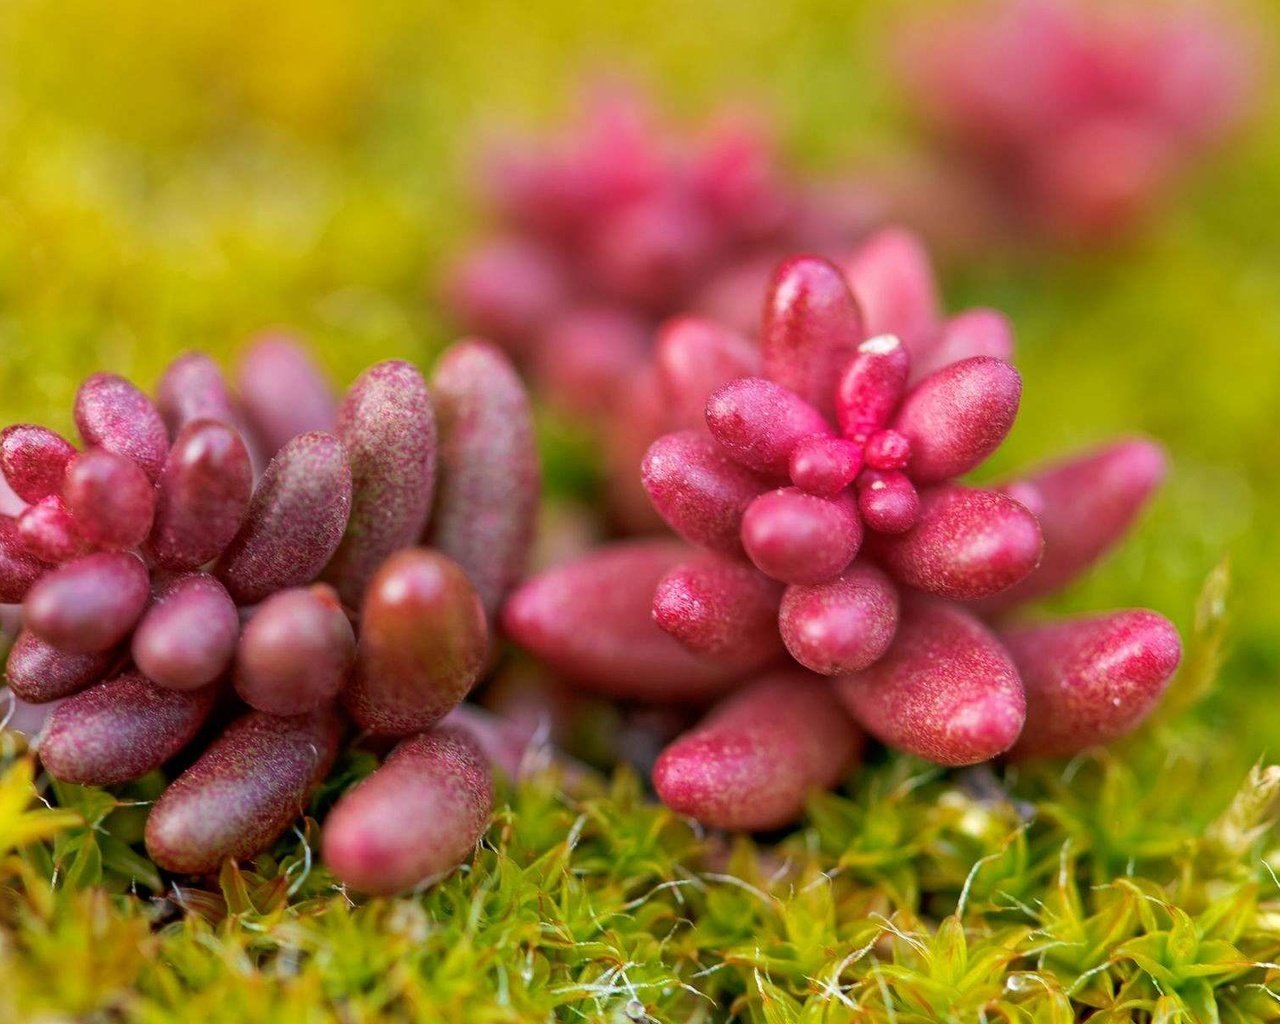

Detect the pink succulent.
xmin=503 ymin=227 xmax=1183 ymax=827
xmin=638 ymin=227 xmax=1031 ymax=639
xmin=0 ymin=335 xmax=541 ymax=894
xmin=898 ymin=0 xmax=1258 ymax=244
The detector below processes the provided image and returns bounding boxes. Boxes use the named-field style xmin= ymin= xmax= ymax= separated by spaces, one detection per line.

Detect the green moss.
xmin=2 ymin=0 xmax=1280 ymax=1018
xmin=7 ymin=670 xmax=1280 ymax=1021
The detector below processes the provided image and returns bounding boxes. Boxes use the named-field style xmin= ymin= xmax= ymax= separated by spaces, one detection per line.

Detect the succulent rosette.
xmin=897 ymin=0 xmax=1257 ymax=244
xmin=504 ymin=226 xmax=1183 ymax=829
xmin=0 ymin=335 xmax=542 ymax=893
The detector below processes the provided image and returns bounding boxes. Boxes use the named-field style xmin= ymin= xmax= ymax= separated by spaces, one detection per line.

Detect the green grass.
xmin=1 ymin=0 xmax=1280 ymax=1019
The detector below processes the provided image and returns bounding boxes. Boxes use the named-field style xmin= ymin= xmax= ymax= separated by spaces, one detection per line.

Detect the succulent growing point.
xmin=636 ymin=231 xmax=1038 ymax=670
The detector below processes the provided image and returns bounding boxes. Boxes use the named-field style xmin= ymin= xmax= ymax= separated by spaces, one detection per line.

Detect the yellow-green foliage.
xmin=1 ymin=0 xmax=1279 ymax=1019
xmin=7 ymin=701 xmax=1280 ymax=1021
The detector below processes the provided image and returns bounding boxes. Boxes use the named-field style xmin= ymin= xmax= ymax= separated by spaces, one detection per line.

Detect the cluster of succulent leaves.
xmin=2 ymin=0 xmax=1280 ymax=1019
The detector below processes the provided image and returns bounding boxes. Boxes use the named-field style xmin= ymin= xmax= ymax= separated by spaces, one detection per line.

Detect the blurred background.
xmin=0 ymin=0 xmax=1277 ymax=805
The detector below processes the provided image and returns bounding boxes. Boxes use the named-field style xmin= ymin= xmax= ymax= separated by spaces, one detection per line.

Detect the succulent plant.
xmin=897 ymin=0 xmax=1257 ymax=244
xmin=0 ymin=335 xmax=540 ymax=893
xmin=504 ymin=226 xmax=1183 ymax=828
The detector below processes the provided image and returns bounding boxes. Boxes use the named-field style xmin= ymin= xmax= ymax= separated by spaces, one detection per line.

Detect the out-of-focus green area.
xmin=0 ymin=0 xmax=899 ymax=404
xmin=4 ymin=0 xmax=1276 ymax=790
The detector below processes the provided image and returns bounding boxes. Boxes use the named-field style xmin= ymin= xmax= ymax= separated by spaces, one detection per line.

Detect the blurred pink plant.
xmin=444 ymin=85 xmax=883 ymax=527
xmin=898 ymin=0 xmax=1258 ymax=245
xmin=502 ymin=226 xmax=1184 ymax=827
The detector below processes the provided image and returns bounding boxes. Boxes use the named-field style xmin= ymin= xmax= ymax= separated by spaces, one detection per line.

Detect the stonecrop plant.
xmin=0 ymin=334 xmax=541 ymax=895
xmin=504 ymin=226 xmax=1183 ymax=829
xmin=444 ymin=84 xmax=877 ymax=528
xmin=0 ymin=222 xmax=1189 ymax=907
xmin=897 ymin=0 xmax=1257 ymax=245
